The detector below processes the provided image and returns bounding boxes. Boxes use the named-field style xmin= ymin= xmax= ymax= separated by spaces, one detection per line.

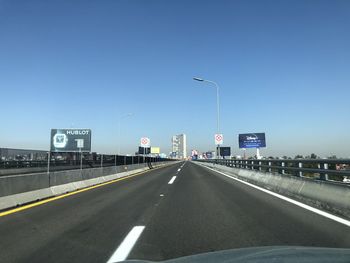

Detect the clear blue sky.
xmin=1 ymin=0 xmax=349 ymax=157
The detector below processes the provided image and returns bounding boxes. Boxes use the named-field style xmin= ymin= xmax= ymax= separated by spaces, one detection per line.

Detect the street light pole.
xmin=193 ymin=77 xmax=221 ymax=158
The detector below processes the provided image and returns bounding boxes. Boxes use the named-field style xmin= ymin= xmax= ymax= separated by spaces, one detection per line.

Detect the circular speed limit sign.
xmin=140 ymin=137 xmax=150 ymax=147
xmin=215 ymin=134 xmax=223 ymax=145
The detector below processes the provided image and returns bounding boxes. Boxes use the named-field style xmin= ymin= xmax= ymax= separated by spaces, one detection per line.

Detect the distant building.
xmin=0 ymin=148 xmax=47 ymax=161
xmin=171 ymin=134 xmax=187 ymax=159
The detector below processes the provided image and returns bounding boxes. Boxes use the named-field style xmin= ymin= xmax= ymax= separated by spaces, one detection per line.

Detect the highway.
xmin=0 ymin=161 xmax=349 ymax=263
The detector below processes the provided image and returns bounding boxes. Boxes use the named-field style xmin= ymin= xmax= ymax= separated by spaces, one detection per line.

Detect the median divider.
xmin=0 ymin=161 xmax=177 ymax=212
xmin=196 ymin=161 xmax=350 ymax=220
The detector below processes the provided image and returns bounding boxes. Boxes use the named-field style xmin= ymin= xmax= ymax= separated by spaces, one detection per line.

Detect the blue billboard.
xmin=239 ymin=133 xmax=266 ymax=149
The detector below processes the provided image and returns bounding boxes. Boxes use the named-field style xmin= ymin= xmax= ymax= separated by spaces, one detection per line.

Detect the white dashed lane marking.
xmin=168 ymin=176 xmax=177 ymax=184
xmin=107 ymin=226 xmax=145 ymax=263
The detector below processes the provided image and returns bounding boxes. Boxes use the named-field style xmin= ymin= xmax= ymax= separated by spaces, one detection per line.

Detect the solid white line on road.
xmin=107 ymin=226 xmax=145 ymax=263
xmin=168 ymin=176 xmax=177 ymax=184
xmin=202 ymin=165 xmax=350 ymax=227
xmin=177 ymin=169 xmax=181 ymax=172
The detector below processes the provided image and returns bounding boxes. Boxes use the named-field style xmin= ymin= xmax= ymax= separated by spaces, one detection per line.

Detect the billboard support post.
xmin=298 ymin=162 xmax=303 ymax=177
xmin=79 ymin=148 xmax=83 ymax=170
xmin=47 ymin=151 xmax=50 ymax=175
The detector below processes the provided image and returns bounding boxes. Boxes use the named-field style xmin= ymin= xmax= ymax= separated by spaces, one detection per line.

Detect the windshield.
xmin=0 ymin=1 xmax=349 ymax=263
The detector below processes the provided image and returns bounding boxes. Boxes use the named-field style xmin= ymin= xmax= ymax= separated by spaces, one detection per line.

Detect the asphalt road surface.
xmin=0 ymin=161 xmax=349 ymax=263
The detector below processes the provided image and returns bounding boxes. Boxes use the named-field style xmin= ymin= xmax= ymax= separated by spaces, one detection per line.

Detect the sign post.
xmin=214 ymin=134 xmax=223 ymax=159
xmin=140 ymin=137 xmax=150 ymax=164
xmin=75 ymin=139 xmax=84 ymax=170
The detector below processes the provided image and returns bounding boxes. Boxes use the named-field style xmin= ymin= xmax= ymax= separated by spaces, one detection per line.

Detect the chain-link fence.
xmin=0 ymin=149 xmax=173 ymax=176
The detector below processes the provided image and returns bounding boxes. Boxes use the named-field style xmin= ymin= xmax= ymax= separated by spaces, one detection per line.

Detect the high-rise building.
xmin=171 ymin=134 xmax=187 ymax=159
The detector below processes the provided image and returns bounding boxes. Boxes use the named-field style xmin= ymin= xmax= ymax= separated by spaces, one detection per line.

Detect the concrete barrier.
xmin=196 ymin=162 xmax=350 ymax=220
xmin=0 ymin=188 xmax=54 ymax=210
xmin=0 ymin=161 xmax=178 ymax=211
xmin=0 ymin=173 xmax=49 ymax=197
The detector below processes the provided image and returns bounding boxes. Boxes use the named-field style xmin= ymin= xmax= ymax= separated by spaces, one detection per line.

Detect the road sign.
xmin=215 ymin=134 xmax=223 ymax=145
xmin=140 ymin=137 xmax=150 ymax=147
xmin=217 ymin=146 xmax=231 ymax=157
xmin=139 ymin=147 xmax=151 ymax=154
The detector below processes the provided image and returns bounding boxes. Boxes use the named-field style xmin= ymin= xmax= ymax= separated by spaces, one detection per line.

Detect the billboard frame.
xmin=238 ymin=133 xmax=266 ymax=149
xmin=50 ymin=128 xmax=92 ymax=153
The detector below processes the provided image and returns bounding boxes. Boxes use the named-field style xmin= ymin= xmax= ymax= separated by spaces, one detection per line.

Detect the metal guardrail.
xmin=196 ymin=159 xmax=350 ymax=183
